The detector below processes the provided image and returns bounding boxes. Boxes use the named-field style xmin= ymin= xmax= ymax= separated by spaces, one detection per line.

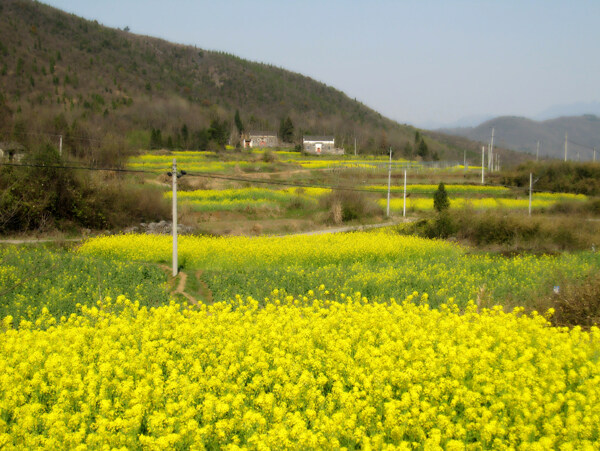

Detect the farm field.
xmin=1 ymin=233 xmax=600 ymax=448
xmin=127 ymin=151 xmax=584 ymax=222
xmin=78 ymin=231 xmax=600 ymax=309
xmin=2 ymin=151 xmax=599 ymax=448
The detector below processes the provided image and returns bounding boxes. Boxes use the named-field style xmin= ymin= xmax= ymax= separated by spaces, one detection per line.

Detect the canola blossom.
xmin=78 ymin=232 xmax=600 ymax=308
xmin=366 ymin=184 xmax=512 ymax=195
xmin=381 ymin=194 xmax=583 ymax=212
xmin=165 ymin=187 xmax=330 ymax=212
xmin=1 ymin=295 xmax=599 ymax=449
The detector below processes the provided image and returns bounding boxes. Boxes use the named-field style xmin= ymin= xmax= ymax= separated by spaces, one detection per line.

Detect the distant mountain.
xmin=535 ymin=102 xmax=600 ymax=121
xmin=417 ymin=114 xmax=495 ymax=130
xmin=0 ymin=0 xmax=487 ymax=162
xmin=440 ymin=115 xmax=600 ymax=161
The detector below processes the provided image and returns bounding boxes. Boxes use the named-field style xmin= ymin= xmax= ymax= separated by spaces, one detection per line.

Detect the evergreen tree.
xmin=417 ymin=138 xmax=429 ymax=159
xmin=234 ymin=110 xmax=244 ymax=135
xmin=279 ymin=116 xmax=294 ymax=143
xmin=181 ymin=124 xmax=189 ymax=148
xmin=433 ymin=182 xmax=450 ymax=212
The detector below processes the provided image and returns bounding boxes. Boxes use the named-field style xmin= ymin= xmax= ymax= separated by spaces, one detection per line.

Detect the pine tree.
xmin=279 ymin=116 xmax=294 ymax=143
xmin=234 ymin=110 xmax=244 ymax=135
xmin=433 ymin=182 xmax=450 ymax=212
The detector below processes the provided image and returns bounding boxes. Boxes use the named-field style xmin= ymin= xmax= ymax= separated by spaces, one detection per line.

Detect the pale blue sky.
xmin=42 ymin=0 xmax=600 ymax=128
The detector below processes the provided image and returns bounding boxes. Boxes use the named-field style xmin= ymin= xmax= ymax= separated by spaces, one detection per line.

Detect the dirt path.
xmin=158 ymin=264 xmax=197 ymax=305
xmin=0 ymin=237 xmax=83 ymax=244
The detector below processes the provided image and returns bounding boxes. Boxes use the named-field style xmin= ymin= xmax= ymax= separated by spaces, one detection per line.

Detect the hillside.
xmin=440 ymin=115 xmax=600 ymax=161
xmin=0 ymin=0 xmax=496 ymax=163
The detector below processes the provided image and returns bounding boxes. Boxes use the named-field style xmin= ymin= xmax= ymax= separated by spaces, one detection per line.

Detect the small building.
xmin=242 ymin=131 xmax=278 ymax=148
xmin=303 ymin=136 xmax=344 ymax=155
xmin=0 ymin=141 xmax=26 ymax=162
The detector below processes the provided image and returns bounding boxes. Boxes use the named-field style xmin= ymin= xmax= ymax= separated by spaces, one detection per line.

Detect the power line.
xmin=2 ymin=161 xmax=588 ymax=197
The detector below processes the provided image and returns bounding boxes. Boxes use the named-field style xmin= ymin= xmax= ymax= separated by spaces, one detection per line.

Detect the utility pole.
xmin=528 ymin=172 xmax=533 ymax=216
xmin=386 ymin=147 xmax=392 ymax=217
xmin=489 ymin=127 xmax=495 ymax=171
xmin=167 ymin=160 xmax=187 ymax=277
xmin=172 ymin=159 xmax=178 ymax=277
xmin=536 ymin=140 xmax=539 ymax=161
xmin=59 ymin=135 xmax=62 ymax=157
xmin=564 ymin=132 xmax=568 ymax=162
xmin=481 ymin=146 xmax=485 ymax=184
xmin=403 ymin=169 xmax=407 ymax=218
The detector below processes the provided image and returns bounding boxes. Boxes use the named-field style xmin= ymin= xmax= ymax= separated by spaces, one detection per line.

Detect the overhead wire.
xmin=0 ymin=161 xmax=589 ymax=197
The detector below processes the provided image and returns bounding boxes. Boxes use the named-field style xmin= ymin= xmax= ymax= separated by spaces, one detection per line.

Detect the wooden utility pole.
xmin=59 ymin=135 xmax=62 ymax=156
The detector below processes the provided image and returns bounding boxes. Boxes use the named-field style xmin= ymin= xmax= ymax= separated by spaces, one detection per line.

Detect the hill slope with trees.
xmin=0 ymin=0 xmax=522 ymax=164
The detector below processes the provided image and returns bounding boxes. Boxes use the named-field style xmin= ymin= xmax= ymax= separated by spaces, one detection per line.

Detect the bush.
xmin=320 ymin=190 xmax=382 ymax=225
xmin=433 ymin=182 xmax=450 ymax=212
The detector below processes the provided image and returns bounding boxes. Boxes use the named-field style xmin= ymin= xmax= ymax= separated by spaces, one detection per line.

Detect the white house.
xmin=302 ymin=136 xmax=343 ymax=155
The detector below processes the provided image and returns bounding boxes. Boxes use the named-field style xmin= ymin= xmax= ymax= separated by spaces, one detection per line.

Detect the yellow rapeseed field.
xmin=1 ymin=295 xmax=599 ymax=449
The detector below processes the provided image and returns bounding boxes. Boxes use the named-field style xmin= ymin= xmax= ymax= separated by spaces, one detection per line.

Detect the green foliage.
xmin=279 ymin=116 xmax=294 ymax=143
xmin=500 ymin=161 xmax=600 ymax=196
xmin=0 ymin=245 xmax=169 ymax=321
xmin=149 ymin=128 xmax=162 ymax=149
xmin=234 ymin=109 xmax=244 ymax=135
xmin=208 ymin=118 xmax=229 ymax=148
xmin=433 ymin=182 xmax=450 ymax=212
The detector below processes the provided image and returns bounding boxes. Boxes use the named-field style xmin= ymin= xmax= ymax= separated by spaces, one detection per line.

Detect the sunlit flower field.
xmin=78 ymin=232 xmax=600 ymax=307
xmin=3 ymin=229 xmax=600 ymax=448
xmin=1 ymin=295 xmax=599 ymax=449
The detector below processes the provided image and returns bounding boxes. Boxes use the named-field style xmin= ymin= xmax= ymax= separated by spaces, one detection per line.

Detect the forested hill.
xmin=0 ymin=0 xmax=504 ymax=162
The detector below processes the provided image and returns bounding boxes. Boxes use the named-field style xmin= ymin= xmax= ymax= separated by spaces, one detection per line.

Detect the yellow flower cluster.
xmin=382 ymin=195 xmax=583 ymax=212
xmin=78 ymin=232 xmax=460 ymax=272
xmin=367 ymin=184 xmax=511 ymax=195
xmin=164 ymin=187 xmax=330 ymax=212
xmin=78 ymin=232 xmax=600 ymax=308
xmin=1 ymin=295 xmax=599 ymax=449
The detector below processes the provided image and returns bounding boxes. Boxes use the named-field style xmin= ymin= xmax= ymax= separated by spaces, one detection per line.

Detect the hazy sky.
xmin=42 ymin=0 xmax=600 ymax=128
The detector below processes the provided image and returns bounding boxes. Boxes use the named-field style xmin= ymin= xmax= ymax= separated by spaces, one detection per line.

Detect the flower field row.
xmin=382 ymin=197 xmax=572 ymax=212
xmin=0 ymin=245 xmax=169 ymax=322
xmin=78 ymin=232 xmax=600 ymax=308
xmin=165 ymin=187 xmax=330 ymax=212
xmin=366 ymin=184 xmax=512 ymax=195
xmin=1 ymin=296 xmax=599 ymax=449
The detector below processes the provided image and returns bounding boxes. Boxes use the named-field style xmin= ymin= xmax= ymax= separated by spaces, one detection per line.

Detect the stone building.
xmin=302 ymin=136 xmax=344 ymax=155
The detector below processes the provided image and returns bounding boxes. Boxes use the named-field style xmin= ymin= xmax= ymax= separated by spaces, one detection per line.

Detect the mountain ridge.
xmin=0 ymin=0 xmax=530 ymax=165
xmin=440 ymin=114 xmax=600 ymax=160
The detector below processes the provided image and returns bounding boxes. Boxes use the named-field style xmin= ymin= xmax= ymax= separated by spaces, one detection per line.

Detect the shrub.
xmin=433 ymin=182 xmax=450 ymax=212
xmin=320 ymin=190 xmax=382 ymax=224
